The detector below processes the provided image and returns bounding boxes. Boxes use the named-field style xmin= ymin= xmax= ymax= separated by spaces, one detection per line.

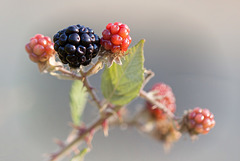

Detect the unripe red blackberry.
xmin=25 ymin=34 xmax=55 ymax=63
xmin=53 ymin=24 xmax=100 ymax=68
xmin=146 ymin=83 xmax=176 ymax=120
xmin=186 ymin=107 xmax=215 ymax=134
xmin=100 ymin=22 xmax=131 ymax=54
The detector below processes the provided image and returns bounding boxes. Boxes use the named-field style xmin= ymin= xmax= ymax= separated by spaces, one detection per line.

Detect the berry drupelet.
xmin=146 ymin=83 xmax=176 ymax=120
xmin=25 ymin=34 xmax=55 ymax=63
xmin=53 ymin=24 xmax=101 ymax=68
xmin=100 ymin=22 xmax=131 ymax=54
xmin=187 ymin=107 xmax=215 ymax=134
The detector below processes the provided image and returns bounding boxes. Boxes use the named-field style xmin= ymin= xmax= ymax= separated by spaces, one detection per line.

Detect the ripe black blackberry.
xmin=53 ymin=24 xmax=100 ymax=68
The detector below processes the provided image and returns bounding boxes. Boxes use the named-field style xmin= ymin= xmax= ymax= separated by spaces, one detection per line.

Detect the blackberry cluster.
xmin=53 ymin=24 xmax=100 ymax=68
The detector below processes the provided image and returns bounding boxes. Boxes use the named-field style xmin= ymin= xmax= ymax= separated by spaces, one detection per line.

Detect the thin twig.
xmin=139 ymin=90 xmax=175 ymax=118
xmin=80 ymin=71 xmax=102 ymax=110
xmin=55 ymin=66 xmax=102 ymax=110
xmin=142 ymin=69 xmax=155 ymax=88
xmin=50 ymin=106 xmax=122 ymax=161
xmin=57 ymin=67 xmax=83 ymax=80
xmin=84 ymin=58 xmax=104 ymax=77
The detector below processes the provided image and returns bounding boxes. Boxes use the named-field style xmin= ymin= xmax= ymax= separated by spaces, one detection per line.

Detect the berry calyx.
xmin=186 ymin=107 xmax=215 ymax=134
xmin=53 ymin=24 xmax=100 ymax=68
xmin=146 ymin=83 xmax=176 ymax=120
xmin=100 ymin=22 xmax=131 ymax=54
xmin=25 ymin=34 xmax=55 ymax=63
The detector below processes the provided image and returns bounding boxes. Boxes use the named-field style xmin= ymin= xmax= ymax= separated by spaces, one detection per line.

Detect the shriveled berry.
xmin=146 ymin=83 xmax=176 ymax=120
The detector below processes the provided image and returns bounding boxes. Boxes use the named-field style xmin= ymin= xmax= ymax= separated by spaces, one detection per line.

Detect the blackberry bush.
xmin=25 ymin=22 xmax=216 ymax=161
xmin=53 ymin=24 xmax=101 ymax=68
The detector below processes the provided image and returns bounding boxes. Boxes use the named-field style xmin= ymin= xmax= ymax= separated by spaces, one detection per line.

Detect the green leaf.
xmin=70 ymin=80 xmax=88 ymax=125
xmin=101 ymin=39 xmax=145 ymax=105
xmin=71 ymin=148 xmax=90 ymax=161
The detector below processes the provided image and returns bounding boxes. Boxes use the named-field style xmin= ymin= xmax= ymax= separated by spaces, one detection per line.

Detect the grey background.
xmin=0 ymin=0 xmax=239 ymax=161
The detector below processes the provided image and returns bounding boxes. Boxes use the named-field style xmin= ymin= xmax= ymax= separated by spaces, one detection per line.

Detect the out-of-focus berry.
xmin=187 ymin=107 xmax=215 ymax=134
xmin=146 ymin=83 xmax=176 ymax=120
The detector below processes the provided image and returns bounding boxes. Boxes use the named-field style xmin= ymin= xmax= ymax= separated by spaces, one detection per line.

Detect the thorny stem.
xmin=51 ymin=62 xmax=174 ymax=161
xmin=82 ymin=77 xmax=102 ymax=110
xmin=139 ymin=90 xmax=175 ymax=118
xmin=55 ymin=66 xmax=102 ymax=110
xmin=84 ymin=58 xmax=104 ymax=77
xmin=50 ymin=106 xmax=122 ymax=161
xmin=142 ymin=69 xmax=155 ymax=88
xmin=57 ymin=67 xmax=83 ymax=80
xmin=140 ymin=69 xmax=175 ymax=117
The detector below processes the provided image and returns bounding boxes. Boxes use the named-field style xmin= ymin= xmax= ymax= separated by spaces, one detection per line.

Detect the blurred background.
xmin=0 ymin=0 xmax=239 ymax=160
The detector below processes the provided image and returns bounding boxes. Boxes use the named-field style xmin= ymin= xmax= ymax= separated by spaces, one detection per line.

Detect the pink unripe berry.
xmin=25 ymin=34 xmax=55 ymax=63
xmin=187 ymin=107 xmax=215 ymax=134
